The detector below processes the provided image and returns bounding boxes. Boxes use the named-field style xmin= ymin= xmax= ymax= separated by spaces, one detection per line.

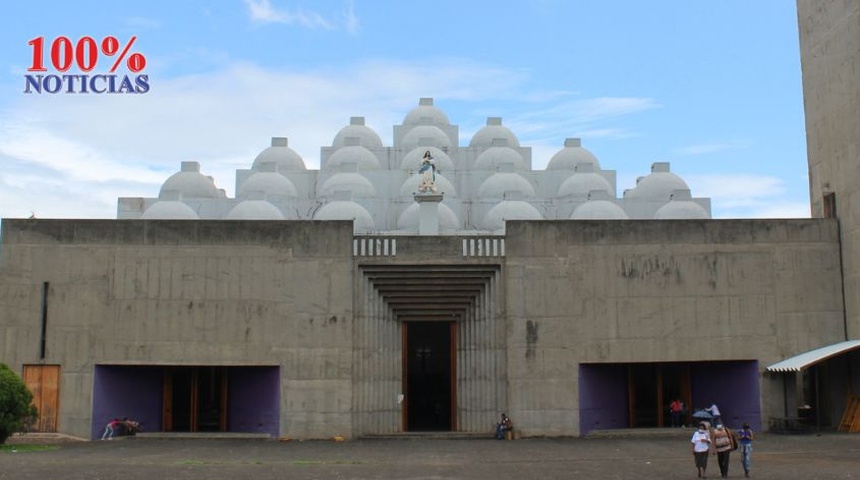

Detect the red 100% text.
xmin=24 ymin=36 xmax=150 ymax=94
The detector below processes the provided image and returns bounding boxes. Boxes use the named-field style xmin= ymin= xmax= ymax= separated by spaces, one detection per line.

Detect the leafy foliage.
xmin=0 ymin=363 xmax=38 ymax=445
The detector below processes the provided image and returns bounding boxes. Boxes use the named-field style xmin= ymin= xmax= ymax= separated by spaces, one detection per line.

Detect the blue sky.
xmin=0 ymin=0 xmax=809 ymax=219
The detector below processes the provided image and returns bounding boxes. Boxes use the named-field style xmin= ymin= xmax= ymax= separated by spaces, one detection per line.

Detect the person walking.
xmin=737 ymin=422 xmax=754 ymax=477
xmin=712 ymin=424 xmax=732 ymax=478
xmin=691 ymin=422 xmax=712 ymax=478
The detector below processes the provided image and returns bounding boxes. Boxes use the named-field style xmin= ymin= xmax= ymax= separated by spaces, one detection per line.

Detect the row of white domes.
xmin=255 ymin=131 xmax=598 ymax=173
xmin=142 ymin=192 xmax=706 ymax=226
xmin=158 ymin=159 xmax=687 ymax=204
xmin=143 ymin=97 xmax=708 ymax=226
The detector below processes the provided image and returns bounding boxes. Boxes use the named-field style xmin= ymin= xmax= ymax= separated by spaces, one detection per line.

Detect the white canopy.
xmin=766 ymin=339 xmax=860 ymax=372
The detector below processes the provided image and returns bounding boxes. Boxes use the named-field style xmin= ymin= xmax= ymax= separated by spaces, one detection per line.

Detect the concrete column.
xmin=414 ymin=194 xmax=443 ymax=235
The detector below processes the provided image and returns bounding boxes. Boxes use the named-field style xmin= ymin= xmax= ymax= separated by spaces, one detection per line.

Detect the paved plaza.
xmin=3 ymin=431 xmax=859 ymax=480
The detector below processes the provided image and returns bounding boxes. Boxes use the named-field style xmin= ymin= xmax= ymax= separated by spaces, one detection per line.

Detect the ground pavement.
xmin=3 ymin=431 xmax=859 ymax=480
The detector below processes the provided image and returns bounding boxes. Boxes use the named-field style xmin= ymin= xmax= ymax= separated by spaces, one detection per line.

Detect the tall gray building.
xmin=798 ymin=1 xmax=860 ymax=339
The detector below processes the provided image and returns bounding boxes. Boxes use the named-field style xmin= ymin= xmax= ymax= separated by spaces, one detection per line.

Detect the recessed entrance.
xmin=405 ymin=321 xmax=455 ymax=431
xmin=91 ymin=365 xmax=280 ymax=438
xmin=163 ymin=366 xmax=226 ymax=432
xmin=629 ymin=364 xmax=690 ymax=427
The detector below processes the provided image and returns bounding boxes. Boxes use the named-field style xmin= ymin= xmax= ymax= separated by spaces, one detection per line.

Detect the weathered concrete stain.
xmin=620 ymin=255 xmax=682 ymax=284
xmin=526 ymin=319 xmax=538 ymax=360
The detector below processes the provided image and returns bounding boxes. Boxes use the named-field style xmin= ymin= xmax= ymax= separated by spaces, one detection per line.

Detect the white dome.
xmin=400 ymin=125 xmax=452 ymax=151
xmin=227 ymin=200 xmax=286 ymax=220
xmin=571 ymin=201 xmax=629 ymax=219
xmin=252 ymin=138 xmax=306 ymax=172
xmin=481 ymin=201 xmax=542 ymax=232
xmin=654 ymin=201 xmax=710 ymax=219
xmin=625 ymin=171 xmax=690 ymax=201
xmin=140 ymin=201 xmax=198 ymax=219
xmin=397 ymin=202 xmax=460 ymax=231
xmin=325 ymin=145 xmax=380 ymax=171
xmin=403 ymin=98 xmax=450 ymax=126
xmin=160 ymin=171 xmax=221 ymax=199
xmin=401 ymin=147 xmax=454 ymax=171
xmin=399 ymin=172 xmax=457 ymax=197
xmin=320 ymin=172 xmax=377 ymax=198
xmin=332 ymin=117 xmax=383 ymax=149
xmin=469 ymin=118 xmax=520 ymax=149
xmin=547 ymin=139 xmax=601 ymax=170
xmin=557 ymin=173 xmax=614 ymax=198
xmin=314 ymin=201 xmax=375 ymax=232
xmin=477 ymin=173 xmax=536 ymax=198
xmin=238 ymin=172 xmax=298 ymax=199
xmin=473 ymin=146 xmax=526 ymax=170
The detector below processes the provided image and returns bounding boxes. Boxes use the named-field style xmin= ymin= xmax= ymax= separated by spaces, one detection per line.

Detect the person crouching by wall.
xmin=101 ymin=418 xmax=121 ymax=440
xmin=495 ymin=413 xmax=512 ymax=440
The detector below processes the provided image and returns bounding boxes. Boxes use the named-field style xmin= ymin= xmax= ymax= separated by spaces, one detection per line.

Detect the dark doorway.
xmin=405 ymin=321 xmax=454 ymax=431
xmin=661 ymin=364 xmax=690 ymax=427
xmin=629 ymin=364 xmax=693 ymax=428
xmin=629 ymin=364 xmax=658 ymax=427
xmin=163 ymin=366 xmax=226 ymax=432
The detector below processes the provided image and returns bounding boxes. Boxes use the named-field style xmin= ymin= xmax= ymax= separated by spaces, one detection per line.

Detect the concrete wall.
xmin=503 ymin=219 xmax=845 ymax=436
xmin=797 ymin=1 xmax=860 ymax=338
xmin=0 ymin=217 xmax=848 ymax=438
xmin=0 ymin=219 xmax=355 ymax=439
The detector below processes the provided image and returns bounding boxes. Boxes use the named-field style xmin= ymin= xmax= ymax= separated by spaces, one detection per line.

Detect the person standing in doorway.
xmin=691 ymin=422 xmax=712 ymax=478
xmin=670 ymin=398 xmax=684 ymax=427
xmin=737 ymin=422 xmax=754 ymax=477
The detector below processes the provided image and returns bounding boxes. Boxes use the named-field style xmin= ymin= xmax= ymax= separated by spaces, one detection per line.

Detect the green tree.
xmin=0 ymin=363 xmax=38 ymax=445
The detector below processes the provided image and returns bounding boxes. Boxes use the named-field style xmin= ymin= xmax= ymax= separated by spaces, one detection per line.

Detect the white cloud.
xmin=0 ymin=59 xmax=538 ymax=218
xmin=674 ymin=141 xmax=749 ymax=156
xmin=0 ymin=153 xmax=151 ymax=219
xmin=684 ymin=174 xmax=785 ymax=201
xmin=343 ymin=0 xmax=359 ymax=34
xmin=244 ymin=0 xmax=349 ymax=30
xmin=684 ymin=173 xmax=810 ymax=219
xmin=715 ymin=202 xmax=811 ymax=219
xmin=573 ymin=97 xmax=661 ymax=119
xmin=0 ymin=120 xmax=170 ymax=184
xmin=501 ymin=96 xmax=659 ymax=143
xmin=125 ymin=16 xmax=162 ymax=30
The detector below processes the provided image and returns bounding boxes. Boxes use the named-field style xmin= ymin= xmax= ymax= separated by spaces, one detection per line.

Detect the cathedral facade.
xmin=3 ymin=37 xmax=860 ymax=440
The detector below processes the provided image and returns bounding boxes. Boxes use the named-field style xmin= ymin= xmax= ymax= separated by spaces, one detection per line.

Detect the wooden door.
xmin=22 ymin=365 xmax=60 ymax=432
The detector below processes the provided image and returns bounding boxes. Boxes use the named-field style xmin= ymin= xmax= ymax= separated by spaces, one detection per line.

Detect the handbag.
xmin=727 ymin=428 xmax=738 ymax=451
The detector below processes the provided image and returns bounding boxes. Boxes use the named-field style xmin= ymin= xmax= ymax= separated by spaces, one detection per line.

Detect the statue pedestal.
xmin=413 ymin=194 xmax=443 ymax=235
